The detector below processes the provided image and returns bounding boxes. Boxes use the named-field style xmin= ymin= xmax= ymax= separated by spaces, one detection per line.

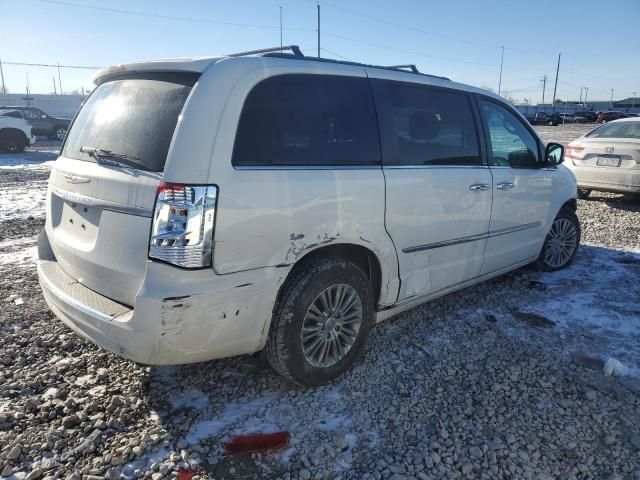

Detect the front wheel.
xmin=537 ymin=209 xmax=581 ymax=271
xmin=264 ymin=257 xmax=373 ymax=385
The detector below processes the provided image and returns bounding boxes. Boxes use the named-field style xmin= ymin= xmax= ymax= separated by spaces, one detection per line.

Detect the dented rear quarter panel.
xmin=164 ymin=58 xmax=401 ymax=307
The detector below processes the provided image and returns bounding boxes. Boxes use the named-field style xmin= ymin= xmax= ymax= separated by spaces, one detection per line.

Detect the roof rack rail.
xmin=228 ymin=46 xmax=450 ymax=81
xmin=387 ymin=64 xmax=420 ymax=74
xmin=227 ymin=45 xmax=304 ymax=58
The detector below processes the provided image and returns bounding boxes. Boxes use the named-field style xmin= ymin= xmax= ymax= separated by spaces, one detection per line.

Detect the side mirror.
xmin=544 ymin=142 xmax=564 ymax=166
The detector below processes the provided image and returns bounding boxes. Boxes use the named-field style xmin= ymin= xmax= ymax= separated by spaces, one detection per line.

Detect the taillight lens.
xmin=565 ymin=145 xmax=584 ymax=160
xmin=149 ymin=182 xmax=218 ymax=268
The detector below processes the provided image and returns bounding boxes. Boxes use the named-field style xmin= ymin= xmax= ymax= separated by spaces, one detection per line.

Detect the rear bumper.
xmin=37 ymin=230 xmax=284 ymax=365
xmin=570 ymin=165 xmax=640 ymax=194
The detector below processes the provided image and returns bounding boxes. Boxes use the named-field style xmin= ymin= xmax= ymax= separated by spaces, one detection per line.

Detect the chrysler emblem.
xmin=605 ymin=146 xmax=614 ymax=154
xmin=63 ymin=174 xmax=90 ymax=184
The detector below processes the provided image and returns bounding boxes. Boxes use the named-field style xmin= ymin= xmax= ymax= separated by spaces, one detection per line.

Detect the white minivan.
xmin=37 ymin=46 xmax=580 ymax=385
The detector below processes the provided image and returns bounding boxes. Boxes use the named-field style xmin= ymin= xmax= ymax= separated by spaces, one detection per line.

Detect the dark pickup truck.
xmin=525 ymin=112 xmax=559 ymax=126
xmin=0 ymin=106 xmax=71 ymax=140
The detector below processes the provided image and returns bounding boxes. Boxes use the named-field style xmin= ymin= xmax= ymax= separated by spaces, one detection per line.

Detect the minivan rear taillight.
xmin=149 ymin=182 xmax=218 ymax=268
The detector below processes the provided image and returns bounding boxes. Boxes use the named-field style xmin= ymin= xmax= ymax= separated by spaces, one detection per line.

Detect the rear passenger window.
xmin=232 ymin=75 xmax=380 ymax=166
xmin=385 ymin=83 xmax=481 ymax=166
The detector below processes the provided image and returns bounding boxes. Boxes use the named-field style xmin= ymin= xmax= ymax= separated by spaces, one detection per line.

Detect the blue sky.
xmin=1 ymin=0 xmax=639 ymax=103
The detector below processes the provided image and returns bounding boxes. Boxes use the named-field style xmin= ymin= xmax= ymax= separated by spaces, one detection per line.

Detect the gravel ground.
xmin=1 ymin=128 xmax=639 ymax=480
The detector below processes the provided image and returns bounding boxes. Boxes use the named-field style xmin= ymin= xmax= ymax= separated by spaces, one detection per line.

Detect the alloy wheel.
xmin=301 ymin=284 xmax=363 ymax=368
xmin=56 ymin=128 xmax=67 ymax=141
xmin=544 ymin=217 xmax=578 ymax=268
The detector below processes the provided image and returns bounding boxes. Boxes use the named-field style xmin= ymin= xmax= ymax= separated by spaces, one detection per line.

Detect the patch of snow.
xmin=186 ymin=393 xmax=280 ymax=445
xmin=0 ymin=182 xmax=48 ymax=221
xmin=0 ymin=236 xmax=38 ymax=268
xmin=121 ymin=447 xmax=169 ymax=480
xmin=516 ymin=245 xmax=640 ymax=379
xmin=0 ymin=151 xmax=57 ymax=169
xmin=170 ymin=389 xmax=209 ymax=412
xmin=603 ymin=357 xmax=629 ymax=377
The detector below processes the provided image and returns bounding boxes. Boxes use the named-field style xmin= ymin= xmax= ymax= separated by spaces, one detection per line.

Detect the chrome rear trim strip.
xmin=50 ymin=185 xmax=152 ymax=218
xmin=402 ymin=221 xmax=541 ymax=253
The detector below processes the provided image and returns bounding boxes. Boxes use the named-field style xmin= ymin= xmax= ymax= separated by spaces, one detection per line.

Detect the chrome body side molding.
xmin=402 ymin=221 xmax=541 ymax=254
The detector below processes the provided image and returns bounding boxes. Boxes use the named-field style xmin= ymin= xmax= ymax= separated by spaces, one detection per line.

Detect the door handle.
xmin=469 ymin=183 xmax=490 ymax=191
xmin=496 ymin=182 xmax=515 ymax=190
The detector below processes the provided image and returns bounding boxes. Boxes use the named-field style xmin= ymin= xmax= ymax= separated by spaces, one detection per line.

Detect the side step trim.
xmin=375 ymin=255 xmax=538 ymax=323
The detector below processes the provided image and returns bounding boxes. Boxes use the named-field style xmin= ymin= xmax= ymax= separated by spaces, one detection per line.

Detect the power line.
xmin=312 ymin=0 xmax=500 ymax=50
xmin=2 ymin=61 xmax=102 ymax=69
xmin=322 ymin=31 xmax=506 ymax=69
xmin=31 ymin=0 xmax=314 ymax=32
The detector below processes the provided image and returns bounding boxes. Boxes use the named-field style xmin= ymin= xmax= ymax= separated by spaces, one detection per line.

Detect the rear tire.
xmin=264 ymin=257 xmax=373 ymax=385
xmin=537 ymin=208 xmax=581 ymax=272
xmin=0 ymin=129 xmax=26 ymax=153
xmin=577 ymin=189 xmax=592 ymax=199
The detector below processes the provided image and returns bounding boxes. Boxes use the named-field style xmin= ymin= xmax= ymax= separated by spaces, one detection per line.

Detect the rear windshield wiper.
xmin=80 ymin=145 xmax=140 ymax=166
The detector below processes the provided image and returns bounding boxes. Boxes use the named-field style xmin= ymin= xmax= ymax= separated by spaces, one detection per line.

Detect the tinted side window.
xmin=480 ymin=100 xmax=540 ymax=168
xmin=232 ymin=75 xmax=380 ymax=166
xmin=384 ymin=83 xmax=481 ymax=166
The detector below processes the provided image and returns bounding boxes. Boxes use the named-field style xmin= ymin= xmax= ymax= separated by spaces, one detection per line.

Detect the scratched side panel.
xmin=195 ymin=58 xmax=400 ymax=306
xmin=213 ymin=168 xmax=398 ymax=305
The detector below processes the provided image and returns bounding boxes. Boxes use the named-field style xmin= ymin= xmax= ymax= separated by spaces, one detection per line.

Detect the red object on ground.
xmin=223 ymin=431 xmax=290 ymax=454
xmin=177 ymin=467 xmax=196 ymax=480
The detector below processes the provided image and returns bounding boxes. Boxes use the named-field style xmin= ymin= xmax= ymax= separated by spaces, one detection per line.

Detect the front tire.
xmin=537 ymin=209 xmax=581 ymax=271
xmin=264 ymin=257 xmax=373 ymax=385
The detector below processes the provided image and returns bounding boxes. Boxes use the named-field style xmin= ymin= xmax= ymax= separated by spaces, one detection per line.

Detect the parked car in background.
xmin=525 ymin=111 xmax=552 ymax=125
xmin=37 ymin=46 xmax=579 ymax=385
xmin=0 ymin=109 xmax=37 ymax=153
xmin=546 ymin=112 xmax=579 ymax=125
xmin=564 ymin=118 xmax=640 ymax=198
xmin=597 ymin=111 xmax=628 ymax=123
xmin=574 ymin=110 xmax=597 ymax=122
xmin=0 ymin=106 xmax=71 ymax=140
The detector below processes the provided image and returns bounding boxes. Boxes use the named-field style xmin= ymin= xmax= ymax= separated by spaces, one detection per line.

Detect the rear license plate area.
xmin=596 ymin=156 xmax=620 ymax=167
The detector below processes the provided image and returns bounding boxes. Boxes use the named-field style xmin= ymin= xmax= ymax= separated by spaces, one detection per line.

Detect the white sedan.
xmin=564 ymin=118 xmax=640 ymax=197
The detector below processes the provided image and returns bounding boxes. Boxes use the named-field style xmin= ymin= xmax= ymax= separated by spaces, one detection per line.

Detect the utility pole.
xmin=279 ymin=6 xmax=283 ymax=51
xmin=583 ymin=87 xmax=588 ymax=108
xmin=53 ymin=76 xmax=57 ymax=94
xmin=633 ymin=91 xmax=636 ymax=109
xmin=541 ymin=75 xmax=547 ymax=106
xmin=316 ymin=2 xmax=320 ymax=58
xmin=26 ymin=72 xmax=30 ymax=96
xmin=579 ymin=86 xmax=583 ymax=105
xmin=0 ymin=58 xmax=6 ymax=94
xmin=57 ymin=63 xmax=63 ymax=95
xmin=498 ymin=46 xmax=504 ymax=96
xmin=552 ymin=52 xmax=561 ymax=105
xmin=610 ymin=89 xmax=614 ymax=109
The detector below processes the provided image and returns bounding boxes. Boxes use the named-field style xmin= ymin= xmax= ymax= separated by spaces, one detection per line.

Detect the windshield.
xmin=62 ymin=72 xmax=198 ymax=172
xmin=586 ymin=121 xmax=640 ymax=139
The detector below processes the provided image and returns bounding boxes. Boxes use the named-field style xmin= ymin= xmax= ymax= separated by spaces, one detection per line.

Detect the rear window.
xmin=62 ymin=73 xmax=197 ymax=172
xmin=587 ymin=121 xmax=640 ymax=139
xmin=232 ymin=74 xmax=381 ymax=166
